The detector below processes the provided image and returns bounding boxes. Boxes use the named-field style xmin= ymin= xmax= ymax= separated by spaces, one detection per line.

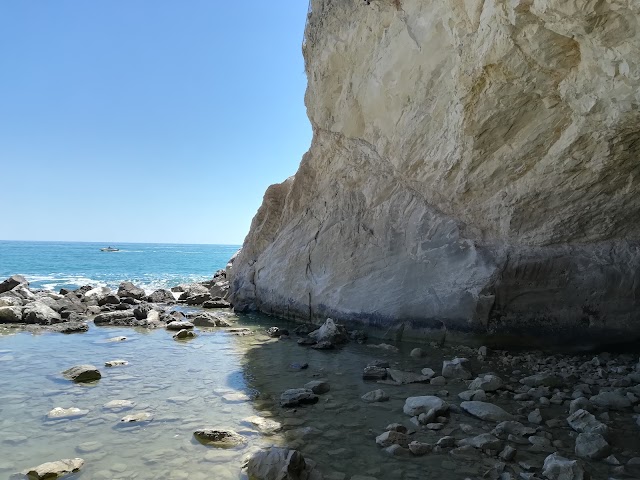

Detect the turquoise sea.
xmin=0 ymin=240 xmax=240 ymax=293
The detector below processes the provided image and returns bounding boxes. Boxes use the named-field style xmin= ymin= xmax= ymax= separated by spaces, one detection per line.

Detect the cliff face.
xmin=229 ymin=0 xmax=640 ymax=347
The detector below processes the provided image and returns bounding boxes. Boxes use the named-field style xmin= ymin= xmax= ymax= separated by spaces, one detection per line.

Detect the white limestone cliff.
xmin=229 ymin=0 xmax=640 ymax=347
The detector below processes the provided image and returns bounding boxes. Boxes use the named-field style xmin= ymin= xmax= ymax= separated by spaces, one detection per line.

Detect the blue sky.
xmin=0 ymin=1 xmax=312 ymax=245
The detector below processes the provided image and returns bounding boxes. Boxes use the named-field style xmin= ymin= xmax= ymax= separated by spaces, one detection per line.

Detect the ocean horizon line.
xmin=0 ymin=239 xmax=242 ymax=247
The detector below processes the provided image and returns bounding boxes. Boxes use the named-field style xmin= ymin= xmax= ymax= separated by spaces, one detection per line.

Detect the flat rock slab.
xmin=386 ymin=368 xmax=430 ymax=384
xmin=47 ymin=407 xmax=89 ymax=420
xmin=120 ymin=412 xmax=153 ymax=423
xmin=193 ymin=428 xmax=246 ymax=448
xmin=403 ymin=396 xmax=447 ymax=416
xmin=166 ymin=321 xmax=194 ymax=331
xmin=460 ymin=401 xmax=514 ymax=422
xmin=105 ymin=359 xmax=128 ymax=367
xmin=20 ymin=458 xmax=84 ymax=479
xmin=242 ymin=416 xmax=282 ymax=435
xmin=62 ymin=365 xmax=101 ymax=383
xmin=103 ymin=400 xmax=136 ymax=412
xmin=362 ymin=389 xmax=389 ymax=403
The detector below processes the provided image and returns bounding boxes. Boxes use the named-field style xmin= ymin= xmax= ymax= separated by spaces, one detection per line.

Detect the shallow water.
xmin=1 ymin=312 xmax=639 ymax=480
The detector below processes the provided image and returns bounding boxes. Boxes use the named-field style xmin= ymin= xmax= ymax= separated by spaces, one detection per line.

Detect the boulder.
xmin=375 ymin=430 xmax=410 ymax=448
xmin=193 ymin=428 xmax=245 ymax=447
xmin=280 ymin=389 xmax=319 ymax=407
xmin=403 ymin=396 xmax=447 ymax=416
xmin=117 ymin=281 xmax=146 ymax=300
xmin=408 ymin=441 xmax=432 ymax=456
xmin=166 ymin=320 xmax=194 ymax=331
xmin=245 ymin=447 xmax=320 ymax=480
xmin=442 ymin=357 xmax=472 ymax=379
xmin=460 ymin=401 xmax=514 ymax=422
xmin=590 ymin=391 xmax=632 ymax=411
xmin=173 ymin=328 xmax=196 ymax=340
xmin=191 ymin=312 xmax=230 ymax=327
xmin=22 ymin=301 xmax=62 ymax=325
xmin=97 ymin=294 xmax=120 ymax=306
xmin=304 ymin=380 xmax=330 ymax=394
xmin=0 ymin=292 xmax=23 ymax=307
xmin=184 ymin=293 xmax=211 ymax=305
xmin=469 ymin=374 xmax=503 ymax=392
xmin=362 ymin=366 xmax=387 ymax=380
xmin=132 ymin=304 xmax=150 ymax=320
xmin=0 ymin=274 xmax=27 ymax=294
xmin=574 ymin=432 xmax=610 ymax=459
xmin=361 ymin=389 xmax=389 ymax=403
xmin=20 ymin=458 xmax=84 ymax=479
xmin=542 ymin=453 xmax=585 ymax=480
xmin=308 ymin=318 xmax=348 ymax=344
xmin=566 ymin=409 xmax=609 ymax=437
xmin=0 ymin=305 xmax=23 ymax=323
xmin=62 ymin=365 xmax=101 ymax=383
xmin=147 ymin=289 xmax=175 ymax=303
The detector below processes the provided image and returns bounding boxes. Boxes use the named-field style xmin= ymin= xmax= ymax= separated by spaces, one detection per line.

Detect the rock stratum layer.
xmin=229 ymin=0 xmax=640 ymax=347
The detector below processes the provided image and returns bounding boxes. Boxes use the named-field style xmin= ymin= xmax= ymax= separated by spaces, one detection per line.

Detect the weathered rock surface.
xmin=117 ymin=282 xmax=146 ymax=300
xmin=193 ymin=428 xmax=245 ymax=448
xmin=0 ymin=306 xmax=23 ymax=323
xmin=542 ymin=453 xmax=585 ymax=480
xmin=20 ymin=458 xmax=84 ymax=479
xmin=0 ymin=275 xmax=27 ymax=294
xmin=403 ymin=396 xmax=446 ymax=416
xmin=62 ymin=365 xmax=101 ymax=383
xmin=460 ymin=401 xmax=514 ymax=422
xmin=280 ymin=388 xmax=319 ymax=408
xmin=46 ymin=407 xmax=89 ymax=420
xmin=245 ymin=447 xmax=321 ymax=480
xmin=22 ymin=301 xmax=62 ymax=325
xmin=228 ymin=0 xmax=640 ymax=346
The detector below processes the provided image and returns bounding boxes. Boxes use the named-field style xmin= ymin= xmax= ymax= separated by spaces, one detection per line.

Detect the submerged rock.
xmin=280 ymin=389 xmax=318 ymax=407
xmin=120 ymin=412 xmax=153 ymax=423
xmin=308 ymin=318 xmax=348 ymax=344
xmin=361 ymin=389 xmax=389 ymax=403
xmin=242 ymin=416 xmax=282 ymax=435
xmin=193 ymin=429 xmax=245 ymax=448
xmin=46 ymin=407 xmax=89 ymax=420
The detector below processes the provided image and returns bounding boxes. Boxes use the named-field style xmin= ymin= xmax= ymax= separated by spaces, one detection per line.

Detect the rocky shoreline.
xmin=2 ymin=273 xmax=640 ymax=479
xmin=0 ymin=269 xmax=232 ymax=335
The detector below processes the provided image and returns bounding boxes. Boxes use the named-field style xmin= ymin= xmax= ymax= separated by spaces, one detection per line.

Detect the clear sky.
xmin=0 ymin=1 xmax=312 ymax=245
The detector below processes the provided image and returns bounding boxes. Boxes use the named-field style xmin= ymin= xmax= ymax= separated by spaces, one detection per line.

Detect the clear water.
xmin=0 ymin=241 xmax=240 ymax=293
xmin=2 ymin=314 xmax=639 ymax=479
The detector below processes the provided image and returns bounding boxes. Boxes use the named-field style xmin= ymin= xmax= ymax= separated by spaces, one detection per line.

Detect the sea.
xmin=0 ymin=240 xmax=240 ymax=293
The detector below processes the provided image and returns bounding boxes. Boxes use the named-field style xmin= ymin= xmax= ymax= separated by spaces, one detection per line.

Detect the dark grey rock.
xmin=62 ymin=365 xmax=101 ymax=383
xmin=117 ymin=282 xmax=146 ymax=300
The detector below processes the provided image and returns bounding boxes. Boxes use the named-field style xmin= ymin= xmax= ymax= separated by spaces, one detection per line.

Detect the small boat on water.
xmin=100 ymin=246 xmax=120 ymax=252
